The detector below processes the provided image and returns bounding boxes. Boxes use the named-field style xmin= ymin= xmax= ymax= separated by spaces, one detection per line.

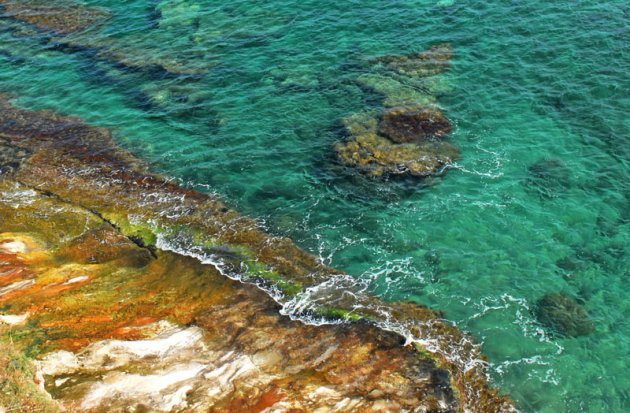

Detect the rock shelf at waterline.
xmin=0 ymin=98 xmax=515 ymax=411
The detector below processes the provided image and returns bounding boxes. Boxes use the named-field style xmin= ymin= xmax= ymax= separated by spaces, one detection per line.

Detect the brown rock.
xmin=0 ymin=0 xmax=110 ymax=34
xmin=378 ymin=106 xmax=452 ymax=143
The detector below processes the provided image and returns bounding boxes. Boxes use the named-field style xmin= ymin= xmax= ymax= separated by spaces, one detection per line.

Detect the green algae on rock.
xmin=0 ymin=98 xmax=516 ymax=412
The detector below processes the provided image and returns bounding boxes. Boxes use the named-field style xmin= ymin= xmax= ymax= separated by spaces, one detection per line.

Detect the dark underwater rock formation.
xmin=534 ymin=293 xmax=595 ymax=337
xmin=525 ymin=159 xmax=572 ymax=198
xmin=0 ymin=98 xmax=515 ymax=412
xmin=378 ymin=106 xmax=452 ymax=143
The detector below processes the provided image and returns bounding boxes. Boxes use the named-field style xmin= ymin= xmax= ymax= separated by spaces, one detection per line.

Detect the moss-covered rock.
xmin=57 ymin=226 xmax=152 ymax=267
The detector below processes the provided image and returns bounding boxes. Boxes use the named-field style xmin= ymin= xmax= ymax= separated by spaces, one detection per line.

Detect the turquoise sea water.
xmin=1 ymin=1 xmax=628 ymax=411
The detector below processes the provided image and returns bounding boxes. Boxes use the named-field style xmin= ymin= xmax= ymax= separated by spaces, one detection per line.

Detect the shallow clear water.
xmin=1 ymin=0 xmax=628 ymax=411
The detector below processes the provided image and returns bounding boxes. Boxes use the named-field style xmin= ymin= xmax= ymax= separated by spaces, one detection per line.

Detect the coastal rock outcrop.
xmin=0 ymin=98 xmax=516 ymax=412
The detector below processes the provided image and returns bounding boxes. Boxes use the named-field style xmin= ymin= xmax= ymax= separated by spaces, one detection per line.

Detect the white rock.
xmin=0 ymin=240 xmax=27 ymax=254
xmin=63 ymin=276 xmax=89 ymax=285
xmin=0 ymin=313 xmax=29 ymax=325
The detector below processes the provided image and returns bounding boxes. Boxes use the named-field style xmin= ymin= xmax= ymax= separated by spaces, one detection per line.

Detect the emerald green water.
xmin=1 ymin=1 xmax=628 ymax=411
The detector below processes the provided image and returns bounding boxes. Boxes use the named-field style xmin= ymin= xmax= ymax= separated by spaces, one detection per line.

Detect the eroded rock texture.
xmin=0 ymin=99 xmax=515 ymax=412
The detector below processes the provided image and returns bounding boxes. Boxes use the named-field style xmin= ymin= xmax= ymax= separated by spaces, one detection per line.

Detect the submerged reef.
xmin=0 ymin=99 xmax=515 ymax=411
xmin=534 ymin=293 xmax=595 ymax=338
xmin=335 ymin=44 xmax=459 ymax=179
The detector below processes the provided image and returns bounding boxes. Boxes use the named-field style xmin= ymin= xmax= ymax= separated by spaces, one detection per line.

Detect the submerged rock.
xmin=337 ymin=44 xmax=459 ymax=180
xmin=1 ymin=0 xmax=212 ymax=76
xmin=335 ymin=110 xmax=458 ymax=178
xmin=378 ymin=106 xmax=452 ymax=143
xmin=336 ymin=130 xmax=459 ymax=178
xmin=534 ymin=293 xmax=595 ymax=337
xmin=357 ymin=73 xmax=437 ymax=107
xmin=525 ymin=159 xmax=572 ymax=198
xmin=0 ymin=0 xmax=110 ymax=34
xmin=374 ymin=43 xmax=454 ymax=78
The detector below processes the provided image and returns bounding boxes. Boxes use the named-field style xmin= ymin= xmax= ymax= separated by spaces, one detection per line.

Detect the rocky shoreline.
xmin=0 ymin=98 xmax=517 ymax=412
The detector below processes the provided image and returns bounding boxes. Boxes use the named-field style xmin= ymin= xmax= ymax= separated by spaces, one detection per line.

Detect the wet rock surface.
xmin=0 ymin=98 xmax=515 ymax=412
xmin=534 ymin=293 xmax=595 ymax=337
xmin=0 ymin=139 xmax=30 ymax=175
